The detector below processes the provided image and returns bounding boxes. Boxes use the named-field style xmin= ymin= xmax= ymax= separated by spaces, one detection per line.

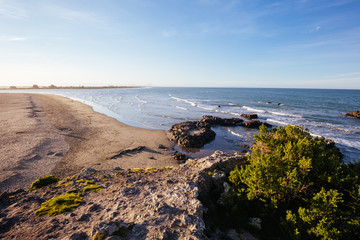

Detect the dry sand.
xmin=0 ymin=93 xmax=177 ymax=192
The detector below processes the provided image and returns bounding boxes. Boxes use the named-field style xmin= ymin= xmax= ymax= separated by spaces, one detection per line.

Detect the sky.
xmin=0 ymin=0 xmax=360 ymax=89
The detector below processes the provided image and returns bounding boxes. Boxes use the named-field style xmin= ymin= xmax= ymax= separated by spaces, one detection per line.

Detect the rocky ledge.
xmin=0 ymin=151 xmax=249 ymax=240
xmin=167 ymin=115 xmax=271 ymax=148
xmin=346 ymin=111 xmax=360 ymax=119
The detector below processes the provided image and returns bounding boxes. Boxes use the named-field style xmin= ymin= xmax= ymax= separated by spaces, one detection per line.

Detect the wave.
xmin=266 ymin=119 xmax=289 ymax=126
xmin=267 ymin=111 xmax=302 ymax=118
xmin=169 ymin=95 xmax=197 ymax=106
xmin=135 ymin=95 xmax=148 ymax=104
xmin=227 ymin=129 xmax=245 ymax=138
xmin=242 ymin=106 xmax=265 ymax=113
xmin=175 ymin=106 xmax=188 ymax=111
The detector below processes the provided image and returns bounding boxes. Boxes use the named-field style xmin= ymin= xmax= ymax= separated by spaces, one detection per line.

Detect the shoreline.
xmin=0 ymin=93 xmax=178 ymax=192
xmin=0 ymin=86 xmax=143 ymax=90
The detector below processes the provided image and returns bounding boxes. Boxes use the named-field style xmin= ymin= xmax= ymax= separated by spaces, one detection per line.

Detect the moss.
xmin=28 ymin=175 xmax=59 ymax=191
xmin=129 ymin=168 xmax=143 ymax=173
xmin=76 ymin=179 xmax=95 ymax=185
xmin=35 ymin=192 xmax=82 ymax=216
xmin=83 ymin=184 xmax=104 ymax=192
xmin=101 ymin=175 xmax=109 ymax=181
xmin=64 ymin=181 xmax=74 ymax=187
xmin=206 ymin=171 xmax=215 ymax=176
xmin=92 ymin=233 xmax=105 ymax=240
xmin=161 ymin=166 xmax=174 ymax=170
xmin=144 ymin=167 xmax=157 ymax=173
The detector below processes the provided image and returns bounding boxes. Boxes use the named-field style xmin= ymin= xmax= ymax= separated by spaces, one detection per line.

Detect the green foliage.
xmin=28 ymin=175 xmax=59 ymax=191
xmin=35 ymin=192 xmax=82 ymax=216
xmin=228 ymin=124 xmax=360 ymax=239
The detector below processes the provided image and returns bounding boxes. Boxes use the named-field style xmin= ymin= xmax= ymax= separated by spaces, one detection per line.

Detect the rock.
xmin=200 ymin=116 xmax=243 ymax=126
xmin=346 ymin=111 xmax=360 ymax=118
xmin=167 ymin=121 xmax=216 ymax=148
xmin=158 ymin=144 xmax=168 ymax=150
xmin=241 ymin=120 xmax=272 ymax=129
xmin=69 ymin=232 xmax=88 ymax=240
xmin=227 ymin=229 xmax=241 ymax=240
xmin=240 ymin=114 xmax=258 ymax=120
xmin=80 ymin=168 xmax=97 ymax=174
xmin=172 ymin=152 xmax=187 ymax=160
xmin=238 ymin=143 xmax=250 ymax=149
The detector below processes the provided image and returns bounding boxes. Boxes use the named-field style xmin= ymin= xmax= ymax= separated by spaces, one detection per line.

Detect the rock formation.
xmin=346 ymin=111 xmax=360 ymax=118
xmin=200 ymin=116 xmax=243 ymax=126
xmin=240 ymin=114 xmax=258 ymax=120
xmin=167 ymin=121 xmax=216 ymax=148
xmin=0 ymin=151 xmax=250 ymax=240
xmin=167 ymin=116 xmax=272 ymax=148
xmin=241 ymin=120 xmax=272 ymax=129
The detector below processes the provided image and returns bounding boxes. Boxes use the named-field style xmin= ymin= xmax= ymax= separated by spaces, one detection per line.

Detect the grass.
xmin=35 ymin=192 xmax=83 ymax=216
xmin=28 ymin=175 xmax=59 ymax=191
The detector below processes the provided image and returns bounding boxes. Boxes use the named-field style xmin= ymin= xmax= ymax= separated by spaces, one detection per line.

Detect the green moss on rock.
xmin=35 ymin=192 xmax=82 ymax=216
xmin=83 ymin=184 xmax=104 ymax=192
xmin=28 ymin=175 xmax=59 ymax=191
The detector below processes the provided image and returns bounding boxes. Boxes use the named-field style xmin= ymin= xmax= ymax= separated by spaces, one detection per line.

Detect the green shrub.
xmin=35 ymin=192 xmax=82 ymax=216
xmin=228 ymin=124 xmax=360 ymax=239
xmin=28 ymin=175 xmax=59 ymax=191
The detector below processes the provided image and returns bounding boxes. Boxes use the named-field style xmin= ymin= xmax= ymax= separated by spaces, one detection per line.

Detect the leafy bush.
xmin=228 ymin=125 xmax=360 ymax=239
xmin=28 ymin=175 xmax=59 ymax=191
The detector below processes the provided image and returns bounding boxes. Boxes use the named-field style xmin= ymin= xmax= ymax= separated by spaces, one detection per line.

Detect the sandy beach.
xmin=0 ymin=93 xmax=177 ymax=192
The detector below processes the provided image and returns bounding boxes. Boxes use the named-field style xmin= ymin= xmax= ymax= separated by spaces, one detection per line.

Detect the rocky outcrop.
xmin=167 ymin=121 xmax=216 ymax=148
xmin=0 ymin=151 xmax=248 ymax=240
xmin=346 ymin=111 xmax=360 ymax=118
xmin=167 ymin=116 xmax=272 ymax=148
xmin=240 ymin=114 xmax=258 ymax=120
xmin=241 ymin=120 xmax=272 ymax=129
xmin=200 ymin=116 xmax=243 ymax=126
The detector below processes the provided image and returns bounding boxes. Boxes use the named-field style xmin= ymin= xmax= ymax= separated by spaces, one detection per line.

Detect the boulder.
xmin=346 ymin=111 xmax=360 ymax=118
xmin=167 ymin=121 xmax=216 ymax=148
xmin=241 ymin=120 xmax=272 ymax=129
xmin=240 ymin=114 xmax=258 ymax=120
xmin=200 ymin=115 xmax=243 ymax=126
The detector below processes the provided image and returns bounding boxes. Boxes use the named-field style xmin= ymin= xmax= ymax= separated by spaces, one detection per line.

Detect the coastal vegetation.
xmin=227 ymin=124 xmax=360 ymax=239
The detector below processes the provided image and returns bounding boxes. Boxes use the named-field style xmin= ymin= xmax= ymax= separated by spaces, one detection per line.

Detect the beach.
xmin=0 ymin=93 xmax=177 ymax=192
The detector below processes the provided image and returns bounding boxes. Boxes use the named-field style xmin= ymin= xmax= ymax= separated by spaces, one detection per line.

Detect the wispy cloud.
xmin=162 ymin=29 xmax=177 ymax=38
xmin=0 ymin=35 xmax=28 ymax=42
xmin=309 ymin=26 xmax=321 ymax=32
xmin=44 ymin=3 xmax=100 ymax=23
xmin=8 ymin=36 xmax=27 ymax=41
xmin=0 ymin=0 xmax=27 ymax=19
xmin=324 ymin=72 xmax=360 ymax=81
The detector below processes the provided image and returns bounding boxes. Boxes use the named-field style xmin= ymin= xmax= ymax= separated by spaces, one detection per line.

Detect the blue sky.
xmin=0 ymin=0 xmax=359 ymax=89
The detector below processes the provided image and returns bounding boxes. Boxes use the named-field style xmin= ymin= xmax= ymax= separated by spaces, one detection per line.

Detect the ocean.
xmin=2 ymin=87 xmax=359 ymax=162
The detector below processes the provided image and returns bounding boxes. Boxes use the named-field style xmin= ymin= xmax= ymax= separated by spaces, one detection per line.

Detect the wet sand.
xmin=0 ymin=93 xmax=177 ymax=192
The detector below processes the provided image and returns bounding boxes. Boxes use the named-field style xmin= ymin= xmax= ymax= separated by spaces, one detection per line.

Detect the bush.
xmin=228 ymin=125 xmax=360 ymax=239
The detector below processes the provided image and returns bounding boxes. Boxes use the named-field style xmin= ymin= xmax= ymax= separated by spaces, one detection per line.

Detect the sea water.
xmin=3 ymin=87 xmax=359 ymax=162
